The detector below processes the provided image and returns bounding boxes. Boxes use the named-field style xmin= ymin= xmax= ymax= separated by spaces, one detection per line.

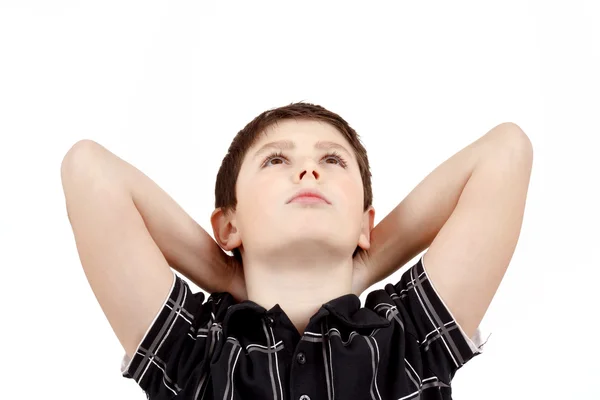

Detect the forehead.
xmin=252 ymin=119 xmax=353 ymax=151
xmin=261 ymin=118 xmax=340 ymax=138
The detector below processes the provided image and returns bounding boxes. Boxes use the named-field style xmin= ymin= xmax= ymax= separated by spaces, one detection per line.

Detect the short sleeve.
xmin=392 ymin=254 xmax=491 ymax=381
xmin=121 ymin=270 xmax=209 ymax=398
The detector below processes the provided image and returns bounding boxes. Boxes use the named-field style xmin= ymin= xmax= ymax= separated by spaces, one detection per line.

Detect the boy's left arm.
xmin=353 ymin=122 xmax=533 ymax=338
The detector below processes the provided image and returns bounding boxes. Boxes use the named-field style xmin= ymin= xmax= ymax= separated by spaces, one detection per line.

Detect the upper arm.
xmin=422 ymin=125 xmax=533 ymax=338
xmin=61 ymin=140 xmax=176 ymax=360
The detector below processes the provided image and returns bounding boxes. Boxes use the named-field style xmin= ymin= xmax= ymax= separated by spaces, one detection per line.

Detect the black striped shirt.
xmin=122 ymin=254 xmax=489 ymax=399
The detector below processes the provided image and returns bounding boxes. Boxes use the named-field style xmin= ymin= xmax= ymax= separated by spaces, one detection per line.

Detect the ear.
xmin=210 ymin=207 xmax=242 ymax=252
xmin=357 ymin=205 xmax=375 ymax=250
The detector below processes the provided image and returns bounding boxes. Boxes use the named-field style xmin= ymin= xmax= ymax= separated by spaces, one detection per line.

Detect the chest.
xmin=187 ymin=321 xmax=442 ymax=400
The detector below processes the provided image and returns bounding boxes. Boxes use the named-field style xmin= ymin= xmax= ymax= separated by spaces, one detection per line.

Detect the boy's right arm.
xmin=60 ymin=140 xmax=244 ymax=359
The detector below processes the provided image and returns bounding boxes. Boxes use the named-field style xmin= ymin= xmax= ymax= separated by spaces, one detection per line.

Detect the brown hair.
xmin=214 ymin=101 xmax=372 ymax=261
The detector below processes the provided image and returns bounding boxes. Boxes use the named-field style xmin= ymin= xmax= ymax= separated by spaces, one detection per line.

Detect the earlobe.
xmin=210 ymin=207 xmax=242 ymax=251
xmin=357 ymin=206 xmax=375 ymax=250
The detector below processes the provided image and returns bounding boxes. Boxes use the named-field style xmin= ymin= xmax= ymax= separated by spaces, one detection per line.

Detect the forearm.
xmin=365 ymin=123 xmax=522 ymax=287
xmin=62 ymin=140 xmax=233 ymax=294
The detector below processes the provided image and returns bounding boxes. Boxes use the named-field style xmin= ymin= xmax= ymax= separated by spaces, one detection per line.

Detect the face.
xmin=217 ymin=119 xmax=374 ymax=261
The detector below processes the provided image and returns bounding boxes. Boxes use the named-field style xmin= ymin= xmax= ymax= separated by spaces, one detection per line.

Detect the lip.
xmin=287 ymin=189 xmax=331 ymax=204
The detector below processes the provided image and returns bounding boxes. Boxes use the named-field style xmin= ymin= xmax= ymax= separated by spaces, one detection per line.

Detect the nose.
xmin=295 ymin=159 xmax=320 ymax=182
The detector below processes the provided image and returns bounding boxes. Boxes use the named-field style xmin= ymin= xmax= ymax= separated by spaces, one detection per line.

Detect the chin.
xmin=279 ymin=229 xmax=354 ymax=248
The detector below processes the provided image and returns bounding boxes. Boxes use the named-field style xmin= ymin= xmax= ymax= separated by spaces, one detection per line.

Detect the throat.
xmin=243 ymin=254 xmax=355 ymax=335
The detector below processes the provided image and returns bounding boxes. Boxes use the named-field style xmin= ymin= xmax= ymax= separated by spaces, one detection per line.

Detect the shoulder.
xmin=121 ymin=273 xmax=231 ymax=396
xmin=363 ymin=256 xmax=488 ymax=381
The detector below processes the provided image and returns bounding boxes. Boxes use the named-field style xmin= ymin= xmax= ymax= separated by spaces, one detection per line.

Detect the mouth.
xmin=287 ymin=189 xmax=331 ymax=205
xmin=289 ymin=196 xmax=329 ymax=205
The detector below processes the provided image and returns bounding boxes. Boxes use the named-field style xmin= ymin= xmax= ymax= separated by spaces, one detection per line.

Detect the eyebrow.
xmin=252 ymin=140 xmax=353 ymax=161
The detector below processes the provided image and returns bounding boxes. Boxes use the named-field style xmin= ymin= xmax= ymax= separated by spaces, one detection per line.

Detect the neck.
xmin=243 ymin=248 xmax=354 ymax=335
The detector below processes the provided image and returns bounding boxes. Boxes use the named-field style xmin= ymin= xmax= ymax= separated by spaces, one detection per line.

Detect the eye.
xmin=261 ymin=150 xmax=348 ymax=169
xmin=322 ymin=151 xmax=348 ymax=168
xmin=261 ymin=151 xmax=289 ymax=167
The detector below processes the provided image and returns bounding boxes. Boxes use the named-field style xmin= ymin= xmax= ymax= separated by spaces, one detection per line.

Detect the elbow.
xmin=493 ymin=122 xmax=534 ymax=158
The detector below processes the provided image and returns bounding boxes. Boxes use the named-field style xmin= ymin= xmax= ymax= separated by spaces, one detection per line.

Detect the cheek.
xmin=338 ymin=176 xmax=364 ymax=207
xmin=236 ymin=176 xmax=278 ymax=222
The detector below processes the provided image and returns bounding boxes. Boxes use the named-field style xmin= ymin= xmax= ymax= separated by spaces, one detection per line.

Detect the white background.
xmin=1 ymin=1 xmax=598 ymax=399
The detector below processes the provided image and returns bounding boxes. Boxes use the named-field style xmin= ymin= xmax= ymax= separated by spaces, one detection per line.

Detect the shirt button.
xmin=296 ymin=352 xmax=306 ymax=365
xmin=299 ymin=395 xmax=310 ymax=400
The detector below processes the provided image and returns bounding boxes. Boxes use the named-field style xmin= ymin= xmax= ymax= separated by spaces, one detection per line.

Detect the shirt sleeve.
xmin=120 ymin=270 xmax=211 ymax=399
xmin=392 ymin=254 xmax=491 ymax=382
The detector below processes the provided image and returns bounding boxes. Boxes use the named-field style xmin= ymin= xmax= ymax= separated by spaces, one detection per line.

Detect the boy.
xmin=61 ymin=102 xmax=533 ymax=399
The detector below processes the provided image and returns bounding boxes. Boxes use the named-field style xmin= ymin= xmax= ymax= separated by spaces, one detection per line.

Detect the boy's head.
xmin=211 ymin=102 xmax=375 ymax=264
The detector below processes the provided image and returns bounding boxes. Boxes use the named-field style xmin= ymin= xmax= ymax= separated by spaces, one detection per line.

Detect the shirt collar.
xmin=217 ymin=291 xmax=391 ymax=331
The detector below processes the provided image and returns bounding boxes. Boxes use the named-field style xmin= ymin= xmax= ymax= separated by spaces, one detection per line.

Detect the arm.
xmin=355 ymin=122 xmax=533 ymax=313
xmin=64 ymin=140 xmax=246 ymax=300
